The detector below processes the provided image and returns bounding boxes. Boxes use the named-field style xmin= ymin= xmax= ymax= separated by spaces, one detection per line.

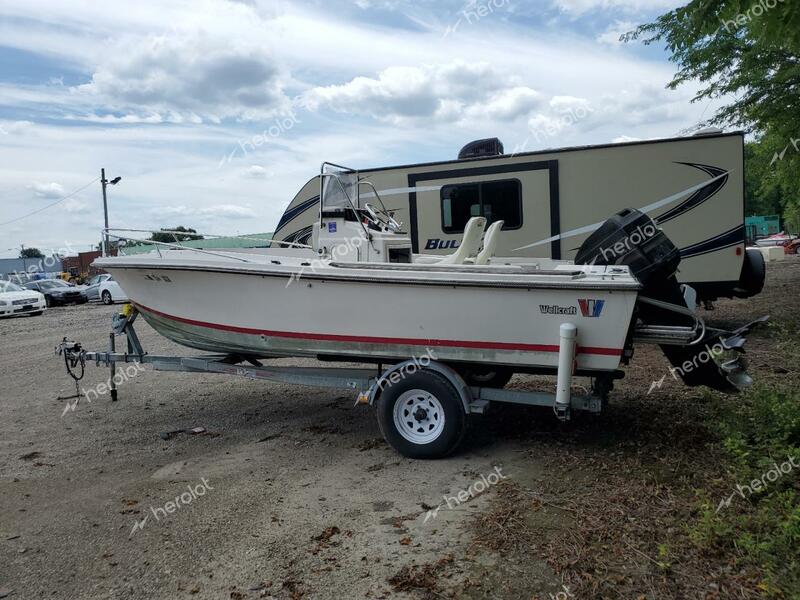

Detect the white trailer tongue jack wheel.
xmin=56 ymin=305 xmax=602 ymax=459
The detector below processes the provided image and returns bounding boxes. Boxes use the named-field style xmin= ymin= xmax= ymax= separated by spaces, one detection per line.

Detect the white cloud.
xmin=552 ymin=0 xmax=676 ymax=17
xmin=612 ymin=135 xmax=643 ymax=143
xmin=63 ymin=198 xmax=90 ymax=214
xmin=245 ymin=165 xmax=270 ymax=178
xmin=0 ymin=0 xmax=731 ymax=256
xmin=597 ymin=20 xmax=637 ymax=45
xmin=304 ymin=62 xmax=541 ymax=124
xmin=156 ymin=204 xmax=257 ymax=220
xmin=76 ymin=33 xmax=289 ymax=122
xmin=29 ymin=181 xmax=65 ymax=199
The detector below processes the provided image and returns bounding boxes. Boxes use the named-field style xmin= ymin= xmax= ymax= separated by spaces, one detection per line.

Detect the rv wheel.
xmin=376 ymin=370 xmax=467 ymax=459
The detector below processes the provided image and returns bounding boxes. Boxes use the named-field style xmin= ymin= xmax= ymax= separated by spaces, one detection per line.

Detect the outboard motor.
xmin=576 ymin=208 xmax=766 ymax=392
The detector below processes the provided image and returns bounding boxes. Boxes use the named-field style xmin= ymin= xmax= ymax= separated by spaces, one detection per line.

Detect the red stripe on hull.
xmin=134 ymin=302 xmax=623 ymax=357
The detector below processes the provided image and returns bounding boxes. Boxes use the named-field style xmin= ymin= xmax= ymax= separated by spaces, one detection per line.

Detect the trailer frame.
xmin=57 ymin=305 xmax=605 ymax=457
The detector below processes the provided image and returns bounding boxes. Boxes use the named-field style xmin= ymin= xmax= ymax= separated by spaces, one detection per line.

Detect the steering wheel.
xmin=364 ymin=202 xmax=401 ymax=232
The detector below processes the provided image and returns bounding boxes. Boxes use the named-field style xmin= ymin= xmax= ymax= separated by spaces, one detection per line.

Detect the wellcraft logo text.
xmin=539 ymin=305 xmax=577 ymax=315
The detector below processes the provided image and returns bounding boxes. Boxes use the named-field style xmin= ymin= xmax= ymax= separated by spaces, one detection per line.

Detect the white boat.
xmin=84 ymin=163 xmax=764 ymax=457
xmin=96 ymin=165 xmax=644 ymax=374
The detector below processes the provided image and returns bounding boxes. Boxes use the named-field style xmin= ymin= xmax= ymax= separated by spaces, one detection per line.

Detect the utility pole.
xmin=20 ymin=244 xmax=27 ymax=273
xmin=100 ymin=169 xmax=122 ymax=257
xmin=101 ymin=168 xmax=109 ymax=256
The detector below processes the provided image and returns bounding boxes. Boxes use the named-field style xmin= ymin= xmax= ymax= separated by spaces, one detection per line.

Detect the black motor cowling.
xmin=574 ymin=207 xmax=680 ymax=285
xmin=576 ymin=208 xmax=755 ymax=392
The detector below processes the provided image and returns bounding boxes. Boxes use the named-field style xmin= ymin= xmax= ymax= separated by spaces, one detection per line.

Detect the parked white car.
xmin=98 ymin=277 xmax=129 ymax=305
xmin=0 ymin=280 xmax=46 ymax=317
xmin=84 ymin=273 xmax=113 ymax=301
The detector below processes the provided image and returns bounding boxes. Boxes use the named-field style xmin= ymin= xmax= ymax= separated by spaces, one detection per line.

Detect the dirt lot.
xmin=1 ymin=257 xmax=798 ymax=600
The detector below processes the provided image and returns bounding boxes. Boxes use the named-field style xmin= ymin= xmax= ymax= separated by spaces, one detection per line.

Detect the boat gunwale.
xmin=95 ymin=261 xmax=643 ymax=291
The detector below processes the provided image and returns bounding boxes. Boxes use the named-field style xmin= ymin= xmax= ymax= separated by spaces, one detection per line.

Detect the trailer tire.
xmin=376 ymin=369 xmax=467 ymax=459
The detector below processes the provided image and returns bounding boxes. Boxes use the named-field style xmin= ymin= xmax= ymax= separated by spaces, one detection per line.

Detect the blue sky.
xmin=0 ymin=0 xmax=719 ymax=257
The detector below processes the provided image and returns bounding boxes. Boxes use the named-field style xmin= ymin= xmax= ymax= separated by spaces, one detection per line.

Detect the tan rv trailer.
xmin=272 ymin=131 xmax=764 ymax=301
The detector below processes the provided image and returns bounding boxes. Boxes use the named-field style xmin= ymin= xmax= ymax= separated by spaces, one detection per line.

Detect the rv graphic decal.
xmin=425 ymin=238 xmax=461 ymax=250
xmin=679 ymin=224 xmax=745 ymax=258
xmin=514 ymin=167 xmax=730 ymax=252
xmin=274 ymin=196 xmax=319 ymax=233
xmin=655 ymin=163 xmax=728 ymax=224
xmin=578 ymin=299 xmax=605 ymax=318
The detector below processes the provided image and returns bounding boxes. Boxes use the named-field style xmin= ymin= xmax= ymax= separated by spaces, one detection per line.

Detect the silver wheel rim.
xmin=393 ymin=389 xmax=445 ymax=445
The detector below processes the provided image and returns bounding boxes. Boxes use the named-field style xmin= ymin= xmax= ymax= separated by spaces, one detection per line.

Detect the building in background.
xmin=0 ymin=256 xmax=63 ymax=281
xmin=745 ymin=214 xmax=781 ymax=242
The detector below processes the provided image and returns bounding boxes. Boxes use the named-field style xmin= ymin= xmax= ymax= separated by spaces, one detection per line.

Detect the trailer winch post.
xmin=109 ymin=330 xmax=117 ymax=401
xmin=554 ymin=322 xmax=577 ymax=420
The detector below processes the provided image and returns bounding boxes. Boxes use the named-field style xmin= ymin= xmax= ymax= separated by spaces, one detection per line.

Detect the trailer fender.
xmin=368 ymin=360 xmax=472 ymax=414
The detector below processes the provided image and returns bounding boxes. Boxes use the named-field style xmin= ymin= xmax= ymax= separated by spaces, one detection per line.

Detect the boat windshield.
xmin=321 ymin=164 xmax=359 ymax=211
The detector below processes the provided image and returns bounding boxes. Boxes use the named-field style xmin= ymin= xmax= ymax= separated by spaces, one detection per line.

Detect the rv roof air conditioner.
xmin=458 ymin=138 xmax=504 ymax=159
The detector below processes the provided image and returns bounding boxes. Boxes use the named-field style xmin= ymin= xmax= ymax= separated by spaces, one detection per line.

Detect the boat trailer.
xmin=56 ymin=304 xmax=764 ymax=458
xmin=56 ymin=305 xmax=608 ymax=453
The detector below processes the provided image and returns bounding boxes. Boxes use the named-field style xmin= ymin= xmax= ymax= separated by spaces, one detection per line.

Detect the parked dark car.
xmin=23 ymin=280 xmax=88 ymax=307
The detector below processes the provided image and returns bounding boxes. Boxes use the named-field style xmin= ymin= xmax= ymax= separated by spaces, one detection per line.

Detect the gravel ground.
xmin=1 ymin=257 xmax=797 ymax=600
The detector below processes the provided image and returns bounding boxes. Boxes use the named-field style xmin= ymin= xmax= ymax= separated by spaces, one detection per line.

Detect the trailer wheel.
xmin=377 ymin=370 xmax=467 ymax=459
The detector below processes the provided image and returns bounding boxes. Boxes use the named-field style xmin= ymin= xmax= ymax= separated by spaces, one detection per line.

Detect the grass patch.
xmin=690 ymin=323 xmax=800 ymax=597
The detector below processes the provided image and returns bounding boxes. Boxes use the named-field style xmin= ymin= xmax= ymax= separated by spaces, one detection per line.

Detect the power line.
xmin=0 ymin=176 xmax=101 ymax=228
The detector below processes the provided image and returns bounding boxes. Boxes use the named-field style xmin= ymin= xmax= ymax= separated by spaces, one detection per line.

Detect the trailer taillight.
xmin=736 ymin=246 xmax=742 ymax=256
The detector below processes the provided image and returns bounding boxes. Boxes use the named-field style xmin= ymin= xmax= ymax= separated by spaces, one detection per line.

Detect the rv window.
xmin=440 ymin=179 xmax=522 ymax=233
xmin=441 ymin=183 xmax=479 ymax=232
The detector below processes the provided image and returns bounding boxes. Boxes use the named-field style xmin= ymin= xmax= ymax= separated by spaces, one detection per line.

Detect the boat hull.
xmin=107 ymin=265 xmax=638 ymax=372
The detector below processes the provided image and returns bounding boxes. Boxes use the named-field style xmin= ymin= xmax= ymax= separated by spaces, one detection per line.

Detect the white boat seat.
xmin=475 ymin=220 xmax=504 ymax=265
xmin=437 ymin=217 xmax=487 ymax=264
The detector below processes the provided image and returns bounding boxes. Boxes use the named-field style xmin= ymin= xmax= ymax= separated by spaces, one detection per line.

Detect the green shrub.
xmin=691 ymin=323 xmax=800 ymax=597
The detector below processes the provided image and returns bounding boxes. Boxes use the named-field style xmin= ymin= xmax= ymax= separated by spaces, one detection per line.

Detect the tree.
xmin=149 ymin=226 xmax=204 ymax=243
xmin=19 ymin=247 xmax=44 ymax=259
xmin=625 ymin=0 xmax=800 ymax=230
xmin=744 ymin=139 xmax=785 ymax=217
